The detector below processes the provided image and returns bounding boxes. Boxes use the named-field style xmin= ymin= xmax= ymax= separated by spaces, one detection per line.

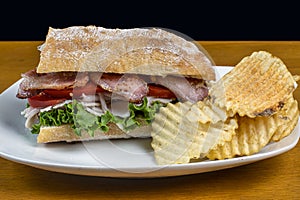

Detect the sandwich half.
xmin=16 ymin=26 xmax=216 ymax=143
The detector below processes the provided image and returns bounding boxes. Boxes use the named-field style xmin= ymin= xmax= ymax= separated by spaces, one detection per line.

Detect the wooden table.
xmin=0 ymin=41 xmax=299 ymax=199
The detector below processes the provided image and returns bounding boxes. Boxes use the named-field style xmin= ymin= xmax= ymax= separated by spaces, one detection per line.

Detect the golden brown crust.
xmin=209 ymin=51 xmax=296 ymax=118
xmin=37 ymin=123 xmax=151 ymax=143
xmin=36 ymin=26 xmax=215 ymax=80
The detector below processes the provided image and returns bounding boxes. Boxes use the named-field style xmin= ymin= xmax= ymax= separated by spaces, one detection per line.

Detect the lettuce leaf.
xmin=72 ymin=101 xmax=100 ymax=137
xmin=31 ymin=98 xmax=165 ymax=137
xmin=31 ymin=103 xmax=74 ymax=134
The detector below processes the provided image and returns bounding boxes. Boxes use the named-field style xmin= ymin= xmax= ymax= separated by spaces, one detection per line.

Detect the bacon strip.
xmin=16 ymin=70 xmax=89 ymax=98
xmin=151 ymin=76 xmax=208 ymax=102
xmin=89 ymin=73 xmax=148 ymax=103
xmin=20 ymin=70 xmax=89 ymax=90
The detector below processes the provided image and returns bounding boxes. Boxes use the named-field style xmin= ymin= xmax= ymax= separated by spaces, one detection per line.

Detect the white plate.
xmin=0 ymin=67 xmax=299 ymax=178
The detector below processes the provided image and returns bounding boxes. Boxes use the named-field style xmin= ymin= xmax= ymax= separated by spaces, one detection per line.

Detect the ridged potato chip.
xmin=209 ymin=51 xmax=296 ymax=118
xmin=151 ymin=101 xmax=238 ymax=165
xmin=206 ymin=116 xmax=279 ymax=160
xmin=271 ymin=96 xmax=299 ymax=141
xmin=206 ymin=96 xmax=298 ymax=160
xmin=186 ymin=100 xmax=228 ymax=124
xmin=151 ymin=102 xmax=194 ymax=164
xmin=197 ymin=117 xmax=238 ymax=158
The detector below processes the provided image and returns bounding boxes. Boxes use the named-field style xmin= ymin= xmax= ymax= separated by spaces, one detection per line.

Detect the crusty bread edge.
xmin=37 ymin=123 xmax=151 ymax=143
xmin=37 ymin=26 xmax=216 ymax=81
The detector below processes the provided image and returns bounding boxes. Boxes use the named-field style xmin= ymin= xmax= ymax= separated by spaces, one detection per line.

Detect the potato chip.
xmin=151 ymin=101 xmax=238 ymax=165
xmin=206 ymin=96 xmax=298 ymax=160
xmin=271 ymin=96 xmax=299 ymax=141
xmin=206 ymin=116 xmax=277 ymax=160
xmin=186 ymin=100 xmax=228 ymax=124
xmin=151 ymin=102 xmax=195 ymax=165
xmin=186 ymin=98 xmax=237 ymax=158
xmin=209 ymin=51 xmax=296 ymax=118
xmin=197 ymin=117 xmax=238 ymax=158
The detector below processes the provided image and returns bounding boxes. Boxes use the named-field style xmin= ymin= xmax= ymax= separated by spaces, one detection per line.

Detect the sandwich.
xmin=16 ymin=26 xmax=216 ymax=143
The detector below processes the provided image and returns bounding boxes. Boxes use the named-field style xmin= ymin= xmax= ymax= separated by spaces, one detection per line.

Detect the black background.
xmin=1 ymin=2 xmax=299 ymax=41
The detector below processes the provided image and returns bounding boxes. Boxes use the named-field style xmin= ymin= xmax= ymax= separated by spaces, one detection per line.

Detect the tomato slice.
xmin=28 ymin=94 xmax=67 ymax=108
xmin=29 ymin=83 xmax=175 ymax=108
xmin=43 ymin=82 xmax=105 ymax=98
xmin=148 ymin=84 xmax=176 ymax=99
xmin=43 ymin=89 xmax=72 ymax=98
xmin=29 ymin=83 xmax=106 ymax=108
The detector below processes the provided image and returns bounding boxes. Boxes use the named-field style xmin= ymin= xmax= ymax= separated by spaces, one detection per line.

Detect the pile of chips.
xmin=151 ymin=51 xmax=299 ymax=165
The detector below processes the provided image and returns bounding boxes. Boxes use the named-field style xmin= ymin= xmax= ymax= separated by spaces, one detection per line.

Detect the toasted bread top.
xmin=36 ymin=26 xmax=215 ymax=80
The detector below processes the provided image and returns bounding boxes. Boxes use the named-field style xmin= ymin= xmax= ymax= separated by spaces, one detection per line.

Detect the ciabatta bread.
xmin=37 ymin=26 xmax=215 ymax=80
xmin=38 ymin=123 xmax=151 ymax=143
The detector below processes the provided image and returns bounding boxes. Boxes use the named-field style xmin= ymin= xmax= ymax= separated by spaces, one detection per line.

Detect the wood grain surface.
xmin=0 ymin=41 xmax=299 ymax=200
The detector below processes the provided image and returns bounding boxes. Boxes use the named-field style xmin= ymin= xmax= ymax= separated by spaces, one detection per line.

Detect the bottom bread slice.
xmin=37 ymin=123 xmax=151 ymax=143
